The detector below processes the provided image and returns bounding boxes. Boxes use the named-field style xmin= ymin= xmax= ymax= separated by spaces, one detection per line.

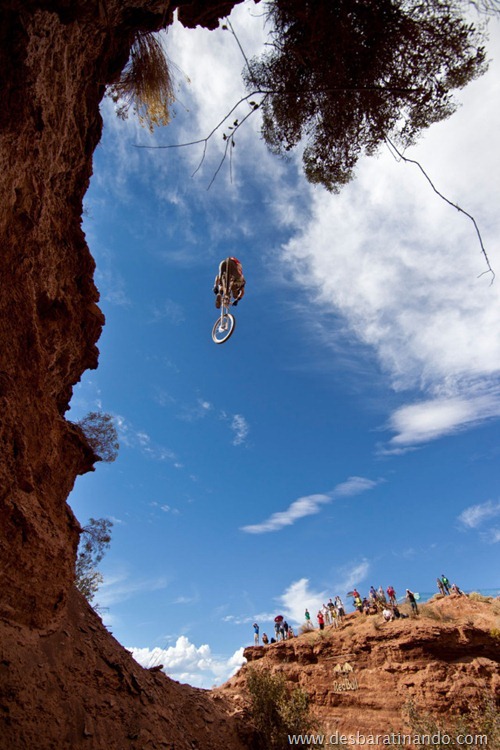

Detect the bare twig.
xmin=385 ymin=137 xmax=495 ymax=282
xmin=134 ymin=91 xmax=264 ymax=181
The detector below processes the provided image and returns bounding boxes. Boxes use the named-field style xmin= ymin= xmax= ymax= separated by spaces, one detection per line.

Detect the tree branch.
xmin=385 ymin=137 xmax=495 ymax=282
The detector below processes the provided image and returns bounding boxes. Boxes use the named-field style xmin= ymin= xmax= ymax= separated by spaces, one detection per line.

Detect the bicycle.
xmin=212 ymin=263 xmax=237 ymax=344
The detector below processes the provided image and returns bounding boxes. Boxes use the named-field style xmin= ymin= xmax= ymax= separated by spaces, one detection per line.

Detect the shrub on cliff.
xmin=108 ymin=31 xmax=174 ymax=132
xmin=75 ymin=517 xmax=113 ymax=606
xmin=404 ymin=698 xmax=499 ymax=748
xmin=246 ymin=668 xmax=322 ymax=749
xmin=77 ymin=411 xmax=119 ymax=463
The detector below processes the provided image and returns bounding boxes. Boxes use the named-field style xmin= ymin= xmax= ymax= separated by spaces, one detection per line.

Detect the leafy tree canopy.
xmin=75 ymin=517 xmax=113 ymax=605
xmin=245 ymin=0 xmax=488 ymax=191
xmin=77 ymin=411 xmax=119 ymax=463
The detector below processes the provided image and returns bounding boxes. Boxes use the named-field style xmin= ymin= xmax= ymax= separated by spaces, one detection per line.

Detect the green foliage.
xmin=75 ymin=517 xmax=113 ymax=605
xmin=245 ymin=0 xmax=487 ymax=192
xmin=403 ymin=698 xmax=500 ymax=748
xmin=77 ymin=411 xmax=119 ymax=463
xmin=246 ymin=668 xmax=322 ymax=749
xmin=108 ymin=31 xmax=174 ymax=132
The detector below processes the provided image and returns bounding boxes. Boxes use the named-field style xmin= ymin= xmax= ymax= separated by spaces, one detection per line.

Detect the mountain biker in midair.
xmin=213 ymin=256 xmax=246 ymax=309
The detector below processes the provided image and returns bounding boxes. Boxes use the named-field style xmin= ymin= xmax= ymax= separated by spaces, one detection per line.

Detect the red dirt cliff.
xmin=0 ymin=2 xmax=250 ymax=748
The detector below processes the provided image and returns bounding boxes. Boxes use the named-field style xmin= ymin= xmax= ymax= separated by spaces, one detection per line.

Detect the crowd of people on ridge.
xmin=251 ymin=575 xmax=464 ymax=644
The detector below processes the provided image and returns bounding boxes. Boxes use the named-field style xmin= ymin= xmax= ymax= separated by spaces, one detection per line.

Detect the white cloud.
xmin=178 ymin=398 xmax=214 ymax=422
xmin=219 ymin=410 xmax=250 ymax=445
xmin=241 ymin=476 xmax=378 ymax=533
xmin=458 ymin=499 xmax=500 ymax=528
xmin=332 ymin=560 xmax=371 ymax=596
xmin=274 ymin=19 xmax=500 ymax=450
xmin=129 ymin=636 xmax=245 ymax=688
xmin=387 ymin=390 xmax=500 ymax=448
xmin=231 ymin=414 xmax=249 ymax=445
xmin=277 ymin=578 xmax=329 ymax=626
xmin=97 ymin=570 xmax=170 ymax=609
xmin=486 ymin=528 xmax=500 ymax=544
xmin=241 ymin=493 xmax=331 ymax=534
xmin=115 ymin=414 xmax=178 ymax=462
xmin=276 ymin=565 xmax=371 ymax=626
xmin=149 ymin=298 xmax=185 ymax=325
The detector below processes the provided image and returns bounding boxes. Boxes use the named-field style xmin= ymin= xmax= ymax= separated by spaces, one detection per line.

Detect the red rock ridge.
xmin=220 ymin=596 xmax=500 ymax=738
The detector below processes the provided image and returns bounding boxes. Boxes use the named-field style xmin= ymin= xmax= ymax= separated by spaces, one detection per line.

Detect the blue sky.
xmin=69 ymin=3 xmax=500 ymax=687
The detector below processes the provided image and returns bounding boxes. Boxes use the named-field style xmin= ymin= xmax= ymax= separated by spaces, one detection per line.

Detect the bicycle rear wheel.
xmin=212 ymin=312 xmax=236 ymax=344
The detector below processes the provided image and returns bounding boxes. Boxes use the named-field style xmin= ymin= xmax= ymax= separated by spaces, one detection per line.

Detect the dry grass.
xmin=109 ymin=32 xmax=174 ymax=131
xmin=419 ymin=604 xmax=454 ymax=623
xmin=468 ymin=591 xmax=493 ymax=603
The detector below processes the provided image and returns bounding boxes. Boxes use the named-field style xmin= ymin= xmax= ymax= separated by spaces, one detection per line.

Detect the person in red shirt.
xmin=214 ymin=256 xmax=246 ymax=308
xmin=317 ymin=611 xmax=325 ymax=630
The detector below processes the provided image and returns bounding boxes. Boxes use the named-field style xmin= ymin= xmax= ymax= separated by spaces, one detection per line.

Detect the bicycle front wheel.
xmin=212 ymin=313 xmax=236 ymax=344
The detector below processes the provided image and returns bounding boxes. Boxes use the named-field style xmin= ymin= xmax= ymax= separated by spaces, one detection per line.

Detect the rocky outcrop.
xmin=221 ymin=596 xmax=500 ymax=738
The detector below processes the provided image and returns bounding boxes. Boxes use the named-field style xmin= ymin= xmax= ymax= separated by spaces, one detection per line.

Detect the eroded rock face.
xmin=0 ymin=2 xmax=248 ymax=747
xmin=0 ymin=0 xmax=244 ymax=629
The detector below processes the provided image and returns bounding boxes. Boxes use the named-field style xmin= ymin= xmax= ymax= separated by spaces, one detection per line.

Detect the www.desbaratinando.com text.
xmin=288 ymin=732 xmax=488 ymax=746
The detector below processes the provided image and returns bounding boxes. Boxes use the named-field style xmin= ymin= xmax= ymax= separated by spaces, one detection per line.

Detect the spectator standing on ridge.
xmin=274 ymin=620 xmax=281 ymax=641
xmin=441 ymin=575 xmax=451 ymax=594
xmin=335 ymin=595 xmax=345 ymax=618
xmin=406 ymin=589 xmax=419 ymax=615
xmin=322 ymin=603 xmax=331 ymax=625
xmin=317 ymin=610 xmax=325 ymax=630
xmin=253 ymin=622 xmax=259 ymax=645
xmin=387 ymin=586 xmax=397 ymax=605
xmin=305 ymin=608 xmax=312 ymax=627
xmin=437 ymin=578 xmax=446 ymax=595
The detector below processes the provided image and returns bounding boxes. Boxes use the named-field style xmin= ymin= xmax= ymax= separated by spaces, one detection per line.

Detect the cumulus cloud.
xmin=241 ymin=476 xmax=378 ymax=533
xmin=276 ymin=564 xmax=370 ymax=625
xmin=129 ymin=636 xmax=245 ymax=688
xmin=276 ymin=578 xmax=329 ymax=625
